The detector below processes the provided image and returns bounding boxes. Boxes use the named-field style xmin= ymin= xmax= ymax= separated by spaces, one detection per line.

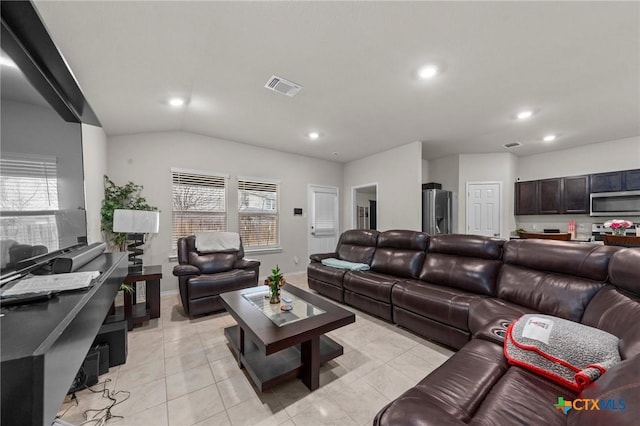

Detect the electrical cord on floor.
xmin=80 ymin=378 xmax=131 ymax=426
xmin=56 ymin=393 xmax=79 ymax=419
xmin=55 ymin=378 xmax=131 ymax=426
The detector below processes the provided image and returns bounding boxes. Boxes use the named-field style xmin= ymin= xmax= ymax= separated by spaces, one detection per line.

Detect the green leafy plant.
xmin=100 ymin=175 xmax=158 ymax=251
xmin=268 ymin=265 xmax=284 ymax=288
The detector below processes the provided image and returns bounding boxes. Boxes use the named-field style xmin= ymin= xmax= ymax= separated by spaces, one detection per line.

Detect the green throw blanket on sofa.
xmin=321 ymin=258 xmax=370 ymax=271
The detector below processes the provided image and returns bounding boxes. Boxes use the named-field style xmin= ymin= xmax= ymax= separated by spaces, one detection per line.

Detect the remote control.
xmin=282 ymin=296 xmax=292 ymax=303
xmin=0 ymin=291 xmax=54 ymax=307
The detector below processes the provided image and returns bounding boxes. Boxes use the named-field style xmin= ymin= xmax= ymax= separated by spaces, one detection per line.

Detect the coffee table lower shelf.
xmin=223 ymin=325 xmax=343 ymax=391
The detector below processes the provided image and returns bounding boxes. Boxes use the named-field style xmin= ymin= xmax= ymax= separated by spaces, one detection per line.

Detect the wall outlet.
xmin=293 ymin=256 xmax=298 ymax=265
xmin=532 ymin=224 xmax=537 ymax=230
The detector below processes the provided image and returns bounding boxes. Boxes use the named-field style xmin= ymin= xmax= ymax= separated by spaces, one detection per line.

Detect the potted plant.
xmin=100 ymin=175 xmax=158 ymax=251
xmin=264 ymin=265 xmax=286 ymax=304
xmin=100 ymin=175 xmax=157 ymax=294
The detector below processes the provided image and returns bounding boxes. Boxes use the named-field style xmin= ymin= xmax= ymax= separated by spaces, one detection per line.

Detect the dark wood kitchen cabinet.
xmin=562 ymin=175 xmax=589 ymax=214
xmin=590 ymin=171 xmax=623 ymax=193
xmin=515 ymin=181 xmax=537 ymax=215
xmin=538 ymin=178 xmax=562 ymax=214
xmin=624 ymin=169 xmax=640 ymax=191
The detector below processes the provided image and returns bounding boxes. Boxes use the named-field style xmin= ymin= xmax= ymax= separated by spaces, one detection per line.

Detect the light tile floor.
xmin=57 ymin=273 xmax=453 ymax=426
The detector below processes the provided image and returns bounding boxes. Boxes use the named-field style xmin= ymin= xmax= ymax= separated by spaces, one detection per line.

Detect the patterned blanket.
xmin=504 ymin=314 xmax=620 ymax=391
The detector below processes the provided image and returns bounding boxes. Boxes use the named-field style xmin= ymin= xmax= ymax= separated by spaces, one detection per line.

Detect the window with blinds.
xmin=238 ymin=178 xmax=279 ymax=249
xmin=0 ymin=153 xmax=60 ymax=249
xmin=312 ymin=190 xmax=338 ymax=236
xmin=171 ymin=170 xmax=227 ymax=251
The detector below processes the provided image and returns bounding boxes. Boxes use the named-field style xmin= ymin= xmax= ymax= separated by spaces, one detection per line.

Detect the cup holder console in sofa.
xmin=308 ymin=230 xmax=640 ymax=425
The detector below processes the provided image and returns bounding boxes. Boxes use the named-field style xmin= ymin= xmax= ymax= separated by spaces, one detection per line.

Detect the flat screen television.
xmin=0 ymin=49 xmax=87 ymax=273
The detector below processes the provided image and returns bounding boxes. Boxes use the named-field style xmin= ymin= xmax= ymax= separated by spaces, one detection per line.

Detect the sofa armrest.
xmin=234 ymin=258 xmax=261 ymax=270
xmin=173 ymin=264 xmax=200 ymax=277
xmin=309 ymin=252 xmax=337 ymax=263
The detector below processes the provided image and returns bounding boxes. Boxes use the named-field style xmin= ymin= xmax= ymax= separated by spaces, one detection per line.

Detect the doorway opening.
xmin=352 ymin=183 xmax=378 ymax=230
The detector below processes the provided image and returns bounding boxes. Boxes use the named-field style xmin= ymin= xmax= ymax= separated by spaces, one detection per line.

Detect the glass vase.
xmin=611 ymin=227 xmax=626 ymax=236
xmin=269 ymin=285 xmax=280 ymax=304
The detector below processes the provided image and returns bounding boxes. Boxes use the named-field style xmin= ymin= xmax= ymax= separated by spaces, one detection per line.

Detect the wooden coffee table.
xmin=220 ymin=283 xmax=355 ymax=391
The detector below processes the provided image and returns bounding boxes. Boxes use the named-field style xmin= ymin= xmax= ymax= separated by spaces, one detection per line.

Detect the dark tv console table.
xmin=0 ymin=252 xmax=127 ymax=426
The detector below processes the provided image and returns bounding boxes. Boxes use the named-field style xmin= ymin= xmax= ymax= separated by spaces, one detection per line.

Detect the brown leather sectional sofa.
xmin=308 ymin=229 xmax=640 ymax=425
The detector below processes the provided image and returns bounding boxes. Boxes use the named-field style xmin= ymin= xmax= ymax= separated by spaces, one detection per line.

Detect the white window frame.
xmin=170 ymin=168 xmax=229 ymax=253
xmin=237 ymin=176 xmax=280 ymax=251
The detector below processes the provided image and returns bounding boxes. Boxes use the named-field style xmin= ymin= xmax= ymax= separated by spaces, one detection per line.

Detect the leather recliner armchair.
xmin=172 ymin=235 xmax=260 ymax=316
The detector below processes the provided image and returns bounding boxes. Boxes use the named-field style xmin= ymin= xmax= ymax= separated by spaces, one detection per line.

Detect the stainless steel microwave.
xmin=590 ymin=190 xmax=640 ymax=216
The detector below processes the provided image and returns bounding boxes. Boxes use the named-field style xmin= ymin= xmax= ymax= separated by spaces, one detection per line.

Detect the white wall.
xmin=458 ymin=153 xmax=518 ymax=237
xmin=517 ymin=136 xmax=640 ymax=180
xmin=427 ymin=155 xmax=459 ymax=193
xmin=343 ymin=142 xmax=422 ymax=231
xmin=81 ymin=124 xmax=108 ymax=244
xmin=421 ymin=159 xmax=429 ymax=183
xmin=107 ymin=131 xmax=342 ymax=292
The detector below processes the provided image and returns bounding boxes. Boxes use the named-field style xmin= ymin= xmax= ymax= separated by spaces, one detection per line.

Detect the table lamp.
xmin=112 ymin=209 xmax=160 ymax=272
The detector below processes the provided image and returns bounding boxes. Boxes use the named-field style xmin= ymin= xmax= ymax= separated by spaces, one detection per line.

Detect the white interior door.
xmin=466 ymin=182 xmax=501 ymax=237
xmin=308 ymin=185 xmax=339 ymax=258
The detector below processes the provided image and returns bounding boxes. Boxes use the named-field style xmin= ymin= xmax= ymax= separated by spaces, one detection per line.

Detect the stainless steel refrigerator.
xmin=422 ymin=189 xmax=456 ymax=235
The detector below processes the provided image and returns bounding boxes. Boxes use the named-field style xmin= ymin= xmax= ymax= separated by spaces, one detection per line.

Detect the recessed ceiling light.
xmin=0 ymin=56 xmax=18 ymax=68
xmin=543 ymin=134 xmax=556 ymax=142
xmin=517 ymin=110 xmax=533 ymax=120
xmin=308 ymin=132 xmax=320 ymax=140
xmin=168 ymin=98 xmax=185 ymax=107
xmin=418 ymin=65 xmax=438 ymax=79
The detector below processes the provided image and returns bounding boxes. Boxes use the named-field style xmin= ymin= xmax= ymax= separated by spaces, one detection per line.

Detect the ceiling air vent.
xmin=503 ymin=141 xmax=522 ymax=149
xmin=264 ymin=75 xmax=302 ymax=97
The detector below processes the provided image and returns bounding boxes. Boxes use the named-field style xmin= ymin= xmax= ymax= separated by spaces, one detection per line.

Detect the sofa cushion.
xmin=428 ymin=234 xmax=504 ymax=260
xmin=392 ymin=280 xmax=481 ymax=330
xmin=336 ymin=229 xmax=379 ymax=264
xmin=377 ymin=340 xmax=507 ymax=424
xmin=307 ymin=262 xmax=347 ymax=286
xmin=469 ymin=368 xmax=575 ymax=426
xmin=608 ymin=247 xmax=640 ymax=295
xmin=375 ymin=390 xmax=466 ymax=425
xmin=419 ymin=253 xmax=502 ymax=296
xmin=188 ymin=252 xmax=236 ymax=274
xmin=187 ymin=269 xmax=256 ymax=299
xmin=412 ymin=339 xmax=509 ymax=421
xmin=496 ymin=264 xmax=604 ymax=322
xmin=371 ymin=248 xmax=425 ymax=279
xmin=581 ymin=286 xmax=640 ymax=360
xmin=343 ymin=270 xmax=398 ymax=302
xmin=580 ymin=249 xmax=640 ymax=360
xmin=370 ymin=230 xmax=428 ymax=279
xmin=567 ymin=355 xmax=640 ymax=426
xmin=377 ymin=229 xmax=429 ymax=251
xmin=503 ymin=239 xmax=618 ymax=281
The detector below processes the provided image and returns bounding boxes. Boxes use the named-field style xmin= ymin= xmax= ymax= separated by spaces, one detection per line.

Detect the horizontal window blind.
xmin=238 ymin=178 xmax=279 ymax=248
xmin=0 ymin=214 xmax=59 ymax=250
xmin=0 ymin=154 xmax=58 ymax=211
xmin=313 ymin=191 xmax=337 ymax=236
xmin=0 ymin=154 xmax=60 ymax=250
xmin=171 ymin=170 xmax=227 ymax=251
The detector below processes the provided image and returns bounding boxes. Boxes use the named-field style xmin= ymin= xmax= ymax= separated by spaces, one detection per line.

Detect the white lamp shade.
xmin=113 ymin=209 xmax=160 ymax=233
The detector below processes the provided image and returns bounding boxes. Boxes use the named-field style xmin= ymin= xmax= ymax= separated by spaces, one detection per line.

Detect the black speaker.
xmin=52 ymin=242 xmax=106 ymax=273
xmin=93 ymin=320 xmax=128 ymax=367
xmin=68 ymin=349 xmax=99 ymax=393
xmin=94 ymin=343 xmax=110 ymax=375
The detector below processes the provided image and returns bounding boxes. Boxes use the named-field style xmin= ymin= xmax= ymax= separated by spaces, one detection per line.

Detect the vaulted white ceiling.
xmin=33 ymin=1 xmax=639 ymax=162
